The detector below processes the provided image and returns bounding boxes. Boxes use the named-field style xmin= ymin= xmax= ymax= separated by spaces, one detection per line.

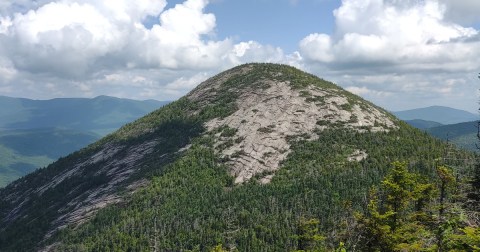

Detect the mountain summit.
xmin=0 ymin=64 xmax=468 ymax=251
xmin=185 ymin=64 xmax=397 ymax=183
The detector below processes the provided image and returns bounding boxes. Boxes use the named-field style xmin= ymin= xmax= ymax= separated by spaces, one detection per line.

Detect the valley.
xmin=0 ymin=96 xmax=168 ymax=187
xmin=396 ymin=106 xmax=479 ymax=152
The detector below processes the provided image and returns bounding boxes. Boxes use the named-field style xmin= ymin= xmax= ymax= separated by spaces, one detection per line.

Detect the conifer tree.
xmin=294 ymin=217 xmax=326 ymax=251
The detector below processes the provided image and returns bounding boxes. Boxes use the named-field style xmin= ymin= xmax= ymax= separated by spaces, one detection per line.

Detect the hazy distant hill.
xmin=395 ymin=106 xmax=479 ymax=151
xmin=0 ymin=128 xmax=100 ymax=187
xmin=426 ymin=121 xmax=478 ymax=151
xmin=405 ymin=119 xmax=443 ymax=129
xmin=0 ymin=95 xmax=168 ymax=135
xmin=0 ymin=96 xmax=168 ymax=187
xmin=394 ymin=106 xmax=477 ymax=125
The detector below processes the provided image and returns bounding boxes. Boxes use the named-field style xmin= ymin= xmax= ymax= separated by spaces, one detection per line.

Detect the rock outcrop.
xmin=187 ymin=65 xmax=396 ymax=183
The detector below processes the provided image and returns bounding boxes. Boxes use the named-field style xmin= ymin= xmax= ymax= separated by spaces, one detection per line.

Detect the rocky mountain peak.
xmin=0 ymin=63 xmax=401 ymax=251
xmin=187 ymin=63 xmax=398 ymax=183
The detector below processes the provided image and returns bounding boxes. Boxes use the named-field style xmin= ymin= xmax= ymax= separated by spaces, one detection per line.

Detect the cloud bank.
xmin=0 ymin=0 xmax=285 ymax=100
xmin=299 ymin=0 xmax=480 ymax=111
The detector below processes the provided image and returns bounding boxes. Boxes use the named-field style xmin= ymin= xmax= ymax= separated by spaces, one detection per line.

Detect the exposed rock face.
xmin=51 ymin=140 xmax=157 ymax=231
xmin=2 ymin=139 xmax=159 ymax=236
xmin=187 ymin=65 xmax=397 ymax=183
xmin=348 ymin=149 xmax=368 ymax=162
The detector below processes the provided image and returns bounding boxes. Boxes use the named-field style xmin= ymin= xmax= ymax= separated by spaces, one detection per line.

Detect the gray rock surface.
xmin=201 ymin=80 xmax=396 ymax=183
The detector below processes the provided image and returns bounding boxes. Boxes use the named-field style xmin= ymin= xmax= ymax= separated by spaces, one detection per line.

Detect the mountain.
xmin=0 ymin=96 xmax=168 ymax=188
xmin=405 ymin=119 xmax=443 ymax=129
xmin=0 ymin=128 xmax=100 ymax=187
xmin=0 ymin=64 xmax=475 ymax=251
xmin=0 ymin=95 xmax=169 ymax=135
xmin=426 ymin=121 xmax=478 ymax=151
xmin=394 ymin=106 xmax=477 ymax=125
xmin=398 ymin=111 xmax=478 ymax=151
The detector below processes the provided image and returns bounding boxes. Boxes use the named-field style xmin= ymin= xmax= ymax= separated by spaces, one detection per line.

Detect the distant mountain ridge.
xmin=0 ymin=95 xmax=169 ymax=135
xmin=0 ymin=96 xmax=169 ymax=187
xmin=0 ymin=128 xmax=100 ymax=187
xmin=404 ymin=119 xmax=443 ymax=129
xmin=426 ymin=121 xmax=478 ymax=151
xmin=394 ymin=106 xmax=477 ymax=125
xmin=394 ymin=106 xmax=478 ymax=151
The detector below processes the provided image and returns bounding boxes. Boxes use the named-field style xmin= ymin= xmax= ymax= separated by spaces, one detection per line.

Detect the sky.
xmin=0 ymin=0 xmax=480 ymax=113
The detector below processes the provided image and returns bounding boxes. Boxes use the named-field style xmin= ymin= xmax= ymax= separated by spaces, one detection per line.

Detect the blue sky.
xmin=204 ymin=0 xmax=339 ymax=53
xmin=146 ymin=0 xmax=339 ymax=53
xmin=0 ymin=0 xmax=480 ymax=112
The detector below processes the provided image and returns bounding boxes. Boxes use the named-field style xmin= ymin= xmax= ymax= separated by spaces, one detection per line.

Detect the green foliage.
xmin=426 ymin=121 xmax=479 ymax=151
xmin=0 ymin=144 xmax=52 ymax=187
xmin=210 ymin=244 xmax=229 ymax=252
xmin=354 ymin=162 xmax=480 ymax=251
xmin=99 ymin=97 xmax=195 ymax=143
xmin=258 ymin=126 xmax=275 ymax=133
xmin=293 ymin=217 xmax=326 ymax=251
xmin=447 ymin=226 xmax=480 ymax=251
xmin=220 ymin=126 xmax=237 ymax=137
xmin=468 ymin=162 xmax=480 ymax=207
xmin=41 ymin=125 xmax=471 ymax=252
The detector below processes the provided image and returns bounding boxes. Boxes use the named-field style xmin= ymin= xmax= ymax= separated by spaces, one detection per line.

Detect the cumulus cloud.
xmin=299 ymin=0 xmax=480 ymax=112
xmin=0 ymin=0 xmax=169 ymax=77
xmin=300 ymin=0 xmax=478 ymax=70
xmin=165 ymin=73 xmax=209 ymax=91
xmin=345 ymin=86 xmax=392 ymax=97
xmin=0 ymin=0 xmax=286 ymax=100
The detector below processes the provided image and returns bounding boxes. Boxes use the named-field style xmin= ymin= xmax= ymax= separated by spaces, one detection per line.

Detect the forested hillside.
xmin=0 ymin=96 xmax=168 ymax=187
xmin=427 ymin=121 xmax=478 ymax=152
xmin=53 ymin=126 xmax=478 ymax=251
xmin=0 ymin=128 xmax=99 ymax=187
xmin=405 ymin=119 xmax=443 ymax=129
xmin=0 ymin=64 xmax=478 ymax=251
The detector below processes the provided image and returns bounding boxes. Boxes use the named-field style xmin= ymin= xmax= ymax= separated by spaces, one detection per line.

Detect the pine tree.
xmin=294 ymin=217 xmax=326 ymax=251
xmin=382 ymin=161 xmax=417 ymax=231
xmin=354 ymin=161 xmax=436 ymax=251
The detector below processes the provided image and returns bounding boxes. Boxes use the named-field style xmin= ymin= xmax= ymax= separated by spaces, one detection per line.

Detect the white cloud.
xmin=299 ymin=34 xmax=333 ymax=62
xmin=4 ymin=0 xmax=476 ymax=114
xmin=0 ymin=0 xmax=283 ymax=77
xmin=165 ymin=73 xmax=209 ymax=90
xmin=0 ymin=0 xmax=287 ymax=101
xmin=229 ymin=41 xmax=285 ymax=64
xmin=300 ymin=0 xmax=478 ymax=69
xmin=299 ymin=0 xmax=480 ymax=112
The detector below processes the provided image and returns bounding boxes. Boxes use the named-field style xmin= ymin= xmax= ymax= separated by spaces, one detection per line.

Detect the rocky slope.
xmin=188 ymin=64 xmax=396 ymax=183
xmin=0 ymin=63 xmax=469 ymax=251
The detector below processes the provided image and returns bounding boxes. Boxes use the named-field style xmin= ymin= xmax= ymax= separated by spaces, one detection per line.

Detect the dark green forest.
xmin=49 ymin=125 xmax=479 ymax=251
